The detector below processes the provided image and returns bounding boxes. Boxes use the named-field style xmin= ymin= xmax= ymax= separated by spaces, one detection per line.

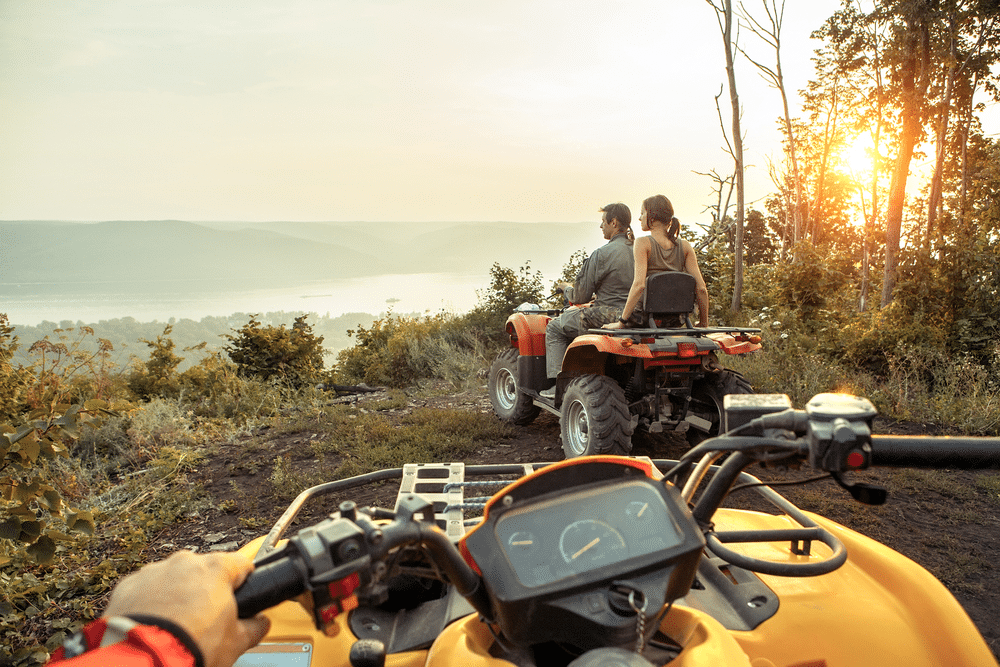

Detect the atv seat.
xmin=643 ymin=271 xmax=695 ymax=328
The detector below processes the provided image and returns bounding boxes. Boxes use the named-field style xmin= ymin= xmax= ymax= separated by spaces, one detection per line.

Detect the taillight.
xmin=678 ymin=342 xmax=698 ymax=358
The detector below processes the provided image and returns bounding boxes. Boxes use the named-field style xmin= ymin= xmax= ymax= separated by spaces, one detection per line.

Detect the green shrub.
xmin=224 ymin=314 xmax=327 ymax=389
xmin=172 ymin=351 xmax=283 ymax=423
xmin=838 ymin=303 xmax=950 ymax=378
xmin=463 ymin=262 xmax=547 ymax=346
xmin=768 ymin=242 xmax=855 ymax=318
xmin=0 ymin=315 xmax=32 ymax=421
xmin=335 ymin=312 xmax=481 ymax=388
xmin=1 ymin=325 xmax=131 ymax=565
xmin=126 ymin=326 xmax=184 ymax=400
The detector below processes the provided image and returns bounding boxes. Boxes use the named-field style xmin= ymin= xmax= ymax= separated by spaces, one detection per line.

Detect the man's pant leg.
xmin=546 ymin=309 xmax=586 ymax=379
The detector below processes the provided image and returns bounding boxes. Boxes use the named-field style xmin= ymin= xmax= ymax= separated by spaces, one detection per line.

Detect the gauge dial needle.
xmin=572 ymin=537 xmax=601 ymax=560
xmin=512 ymin=540 xmax=533 ymax=546
xmin=637 ymin=503 xmax=648 ymax=518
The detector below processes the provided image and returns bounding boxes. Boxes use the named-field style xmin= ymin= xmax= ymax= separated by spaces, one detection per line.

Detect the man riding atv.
xmin=542 ymin=202 xmax=635 ymax=398
xmin=490 ymin=197 xmax=760 ymax=458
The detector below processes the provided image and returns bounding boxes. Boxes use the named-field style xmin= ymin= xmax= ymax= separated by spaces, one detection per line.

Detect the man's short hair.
xmin=600 ymin=202 xmax=631 ymax=228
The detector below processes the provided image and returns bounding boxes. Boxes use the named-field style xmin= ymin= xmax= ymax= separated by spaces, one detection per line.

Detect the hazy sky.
xmin=3 ymin=1 xmax=851 ymax=225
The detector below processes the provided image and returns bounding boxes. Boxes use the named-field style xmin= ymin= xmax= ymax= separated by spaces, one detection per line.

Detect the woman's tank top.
xmin=647 ymin=237 xmax=686 ymax=274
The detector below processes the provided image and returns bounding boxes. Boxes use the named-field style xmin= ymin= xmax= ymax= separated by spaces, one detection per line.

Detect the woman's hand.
xmin=602 ymin=321 xmax=625 ymax=330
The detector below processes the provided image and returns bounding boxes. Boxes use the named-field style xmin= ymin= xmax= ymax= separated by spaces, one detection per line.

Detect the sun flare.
xmin=841 ymin=134 xmax=876 ymax=176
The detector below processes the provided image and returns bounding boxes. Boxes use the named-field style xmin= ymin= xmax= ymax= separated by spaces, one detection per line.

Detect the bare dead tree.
xmin=706 ymin=0 xmax=747 ymax=313
xmin=736 ymin=0 xmax=805 ymax=248
xmin=693 ymin=166 xmax=737 ymax=253
xmin=694 ymin=166 xmax=736 ymax=225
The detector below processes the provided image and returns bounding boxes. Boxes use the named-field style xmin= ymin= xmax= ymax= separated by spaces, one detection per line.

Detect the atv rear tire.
xmin=686 ymin=368 xmax=753 ymax=446
xmin=488 ymin=349 xmax=541 ymax=426
xmin=560 ymin=375 xmax=632 ymax=458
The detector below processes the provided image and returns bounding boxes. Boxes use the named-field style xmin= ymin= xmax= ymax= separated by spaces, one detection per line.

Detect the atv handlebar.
xmin=870 ymin=435 xmax=1000 ymax=468
xmin=235 ymin=493 xmax=491 ymax=629
xmin=236 ymin=556 xmax=306 ymax=618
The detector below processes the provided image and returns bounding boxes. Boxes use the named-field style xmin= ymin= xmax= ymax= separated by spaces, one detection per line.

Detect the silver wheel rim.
xmin=496 ymin=368 xmax=518 ymax=411
xmin=565 ymin=399 xmax=589 ymax=457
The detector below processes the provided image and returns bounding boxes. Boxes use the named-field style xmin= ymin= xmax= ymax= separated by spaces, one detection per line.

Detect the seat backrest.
xmin=643 ymin=271 xmax=695 ymax=325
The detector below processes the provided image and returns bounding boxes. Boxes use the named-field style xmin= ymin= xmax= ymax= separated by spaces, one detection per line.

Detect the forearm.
xmin=621 ymin=283 xmax=645 ymax=320
xmin=696 ymin=286 xmax=709 ymax=326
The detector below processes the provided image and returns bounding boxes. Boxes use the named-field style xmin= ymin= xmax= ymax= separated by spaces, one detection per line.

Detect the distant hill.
xmin=1 ymin=219 xmax=598 ymax=290
xmin=0 ymin=220 xmax=377 ymax=287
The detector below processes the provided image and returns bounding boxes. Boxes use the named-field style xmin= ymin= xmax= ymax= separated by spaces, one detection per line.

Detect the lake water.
xmin=1 ymin=272 xmax=490 ymax=326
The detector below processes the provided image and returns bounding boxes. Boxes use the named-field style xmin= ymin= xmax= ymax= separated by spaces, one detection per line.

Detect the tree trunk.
xmin=959 ymin=72 xmax=978 ymax=221
xmin=722 ymin=0 xmax=745 ymax=313
xmin=809 ymin=82 xmax=839 ymax=245
xmin=926 ymin=49 xmax=956 ymax=249
xmin=881 ymin=23 xmax=929 ymax=308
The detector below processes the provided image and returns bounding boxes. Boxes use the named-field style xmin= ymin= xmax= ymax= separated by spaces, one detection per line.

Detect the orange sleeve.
xmin=48 ymin=618 xmax=196 ymax=667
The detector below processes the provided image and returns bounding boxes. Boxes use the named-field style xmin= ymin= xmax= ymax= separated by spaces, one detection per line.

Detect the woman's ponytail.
xmin=667 ymin=217 xmax=680 ymax=243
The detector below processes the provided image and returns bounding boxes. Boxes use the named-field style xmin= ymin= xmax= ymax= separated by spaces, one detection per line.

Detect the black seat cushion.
xmin=643 ymin=271 xmax=695 ymax=315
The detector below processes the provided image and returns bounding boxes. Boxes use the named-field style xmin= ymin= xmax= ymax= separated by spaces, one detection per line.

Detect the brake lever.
xmin=831 ymin=472 xmax=887 ymax=505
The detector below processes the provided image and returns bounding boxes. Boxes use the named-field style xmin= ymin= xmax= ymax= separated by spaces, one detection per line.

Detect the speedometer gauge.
xmin=507 ymin=531 xmax=539 ymax=554
xmin=559 ymin=519 xmax=627 ymax=567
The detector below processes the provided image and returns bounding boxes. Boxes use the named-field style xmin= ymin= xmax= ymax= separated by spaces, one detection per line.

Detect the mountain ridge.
xmin=1 ymin=220 xmax=599 ymax=289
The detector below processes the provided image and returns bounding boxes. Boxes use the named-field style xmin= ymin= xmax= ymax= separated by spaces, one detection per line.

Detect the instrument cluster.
xmin=494 ymin=479 xmax=686 ymax=588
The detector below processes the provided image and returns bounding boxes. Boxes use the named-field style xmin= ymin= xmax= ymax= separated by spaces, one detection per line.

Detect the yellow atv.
xmin=232 ymin=392 xmax=1000 ymax=667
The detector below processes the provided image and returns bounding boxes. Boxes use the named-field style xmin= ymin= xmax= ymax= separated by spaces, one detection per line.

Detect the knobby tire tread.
xmin=561 ymin=375 xmax=632 ymax=457
xmin=489 ymin=348 xmax=540 ymax=426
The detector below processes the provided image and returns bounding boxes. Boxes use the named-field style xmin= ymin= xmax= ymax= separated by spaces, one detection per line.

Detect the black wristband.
xmin=126 ymin=614 xmax=205 ymax=667
xmin=619 ymin=317 xmax=629 ymax=325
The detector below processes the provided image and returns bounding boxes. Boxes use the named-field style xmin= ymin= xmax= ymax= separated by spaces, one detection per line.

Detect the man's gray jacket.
xmin=563 ymin=233 xmax=634 ymax=310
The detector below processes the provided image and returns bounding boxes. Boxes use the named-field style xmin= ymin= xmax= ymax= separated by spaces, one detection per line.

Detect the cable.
xmin=728 ymin=473 xmax=832 ymax=494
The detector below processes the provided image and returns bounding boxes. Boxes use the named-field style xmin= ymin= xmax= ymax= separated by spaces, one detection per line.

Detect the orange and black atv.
xmin=488 ymin=271 xmax=762 ymax=457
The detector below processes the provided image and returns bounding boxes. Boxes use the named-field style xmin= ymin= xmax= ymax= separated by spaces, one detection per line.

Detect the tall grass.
xmin=726 ymin=342 xmax=1000 ymax=434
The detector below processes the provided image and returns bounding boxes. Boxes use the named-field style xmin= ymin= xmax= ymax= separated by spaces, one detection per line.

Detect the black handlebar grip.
xmin=236 ymin=557 xmax=307 ymax=618
xmin=871 ymin=435 xmax=1000 ymax=469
